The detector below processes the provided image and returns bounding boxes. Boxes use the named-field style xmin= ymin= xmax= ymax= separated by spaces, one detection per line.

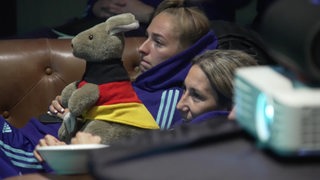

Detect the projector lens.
xmin=256 ymin=93 xmax=274 ymax=142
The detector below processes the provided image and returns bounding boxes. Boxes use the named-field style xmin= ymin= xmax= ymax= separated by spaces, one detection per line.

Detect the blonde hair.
xmin=153 ymin=0 xmax=210 ymax=47
xmin=192 ymin=49 xmax=258 ymax=109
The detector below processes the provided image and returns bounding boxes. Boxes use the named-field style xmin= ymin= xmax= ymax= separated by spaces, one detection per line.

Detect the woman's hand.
xmin=121 ymin=0 xmax=154 ymax=23
xmin=92 ymin=0 xmax=154 ymax=23
xmin=33 ymin=134 xmax=66 ymax=162
xmin=92 ymin=0 xmax=126 ymax=18
xmin=71 ymin=132 xmax=102 ymax=144
xmin=47 ymin=95 xmax=69 ymax=119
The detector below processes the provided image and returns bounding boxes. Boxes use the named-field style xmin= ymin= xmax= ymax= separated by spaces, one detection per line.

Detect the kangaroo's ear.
xmin=109 ymin=21 xmax=139 ymax=35
xmin=105 ymin=13 xmax=140 ymax=35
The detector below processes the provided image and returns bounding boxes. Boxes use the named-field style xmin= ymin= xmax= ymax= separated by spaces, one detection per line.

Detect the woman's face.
xmin=138 ymin=12 xmax=186 ymax=73
xmin=176 ymin=65 xmax=218 ymax=121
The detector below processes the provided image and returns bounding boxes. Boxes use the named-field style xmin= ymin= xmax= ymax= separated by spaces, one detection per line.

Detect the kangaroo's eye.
xmin=89 ymin=35 xmax=93 ymax=40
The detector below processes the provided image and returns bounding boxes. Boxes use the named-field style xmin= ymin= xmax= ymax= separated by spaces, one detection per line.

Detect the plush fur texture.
xmin=57 ymin=13 xmax=157 ymax=144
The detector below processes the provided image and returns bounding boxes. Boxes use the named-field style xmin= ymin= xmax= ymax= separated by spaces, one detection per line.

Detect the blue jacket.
xmin=133 ymin=31 xmax=218 ymax=130
xmin=0 ymin=117 xmax=59 ymax=178
xmin=173 ymin=111 xmax=230 ymax=128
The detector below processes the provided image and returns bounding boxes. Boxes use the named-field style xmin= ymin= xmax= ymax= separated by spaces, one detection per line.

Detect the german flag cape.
xmin=78 ymin=81 xmax=159 ymax=129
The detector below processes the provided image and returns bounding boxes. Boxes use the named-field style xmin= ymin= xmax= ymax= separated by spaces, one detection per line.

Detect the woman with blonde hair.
xmin=175 ymin=49 xmax=258 ymax=125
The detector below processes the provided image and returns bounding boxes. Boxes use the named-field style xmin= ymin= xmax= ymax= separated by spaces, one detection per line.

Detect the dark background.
xmin=1 ymin=0 xmax=87 ymax=38
xmin=0 ymin=0 xmax=257 ymax=39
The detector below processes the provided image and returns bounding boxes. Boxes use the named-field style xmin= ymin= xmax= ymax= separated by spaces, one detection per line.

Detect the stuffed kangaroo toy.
xmin=58 ymin=13 xmax=159 ymax=144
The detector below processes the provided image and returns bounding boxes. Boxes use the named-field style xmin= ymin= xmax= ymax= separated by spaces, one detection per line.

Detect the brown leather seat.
xmin=0 ymin=37 xmax=145 ymax=128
